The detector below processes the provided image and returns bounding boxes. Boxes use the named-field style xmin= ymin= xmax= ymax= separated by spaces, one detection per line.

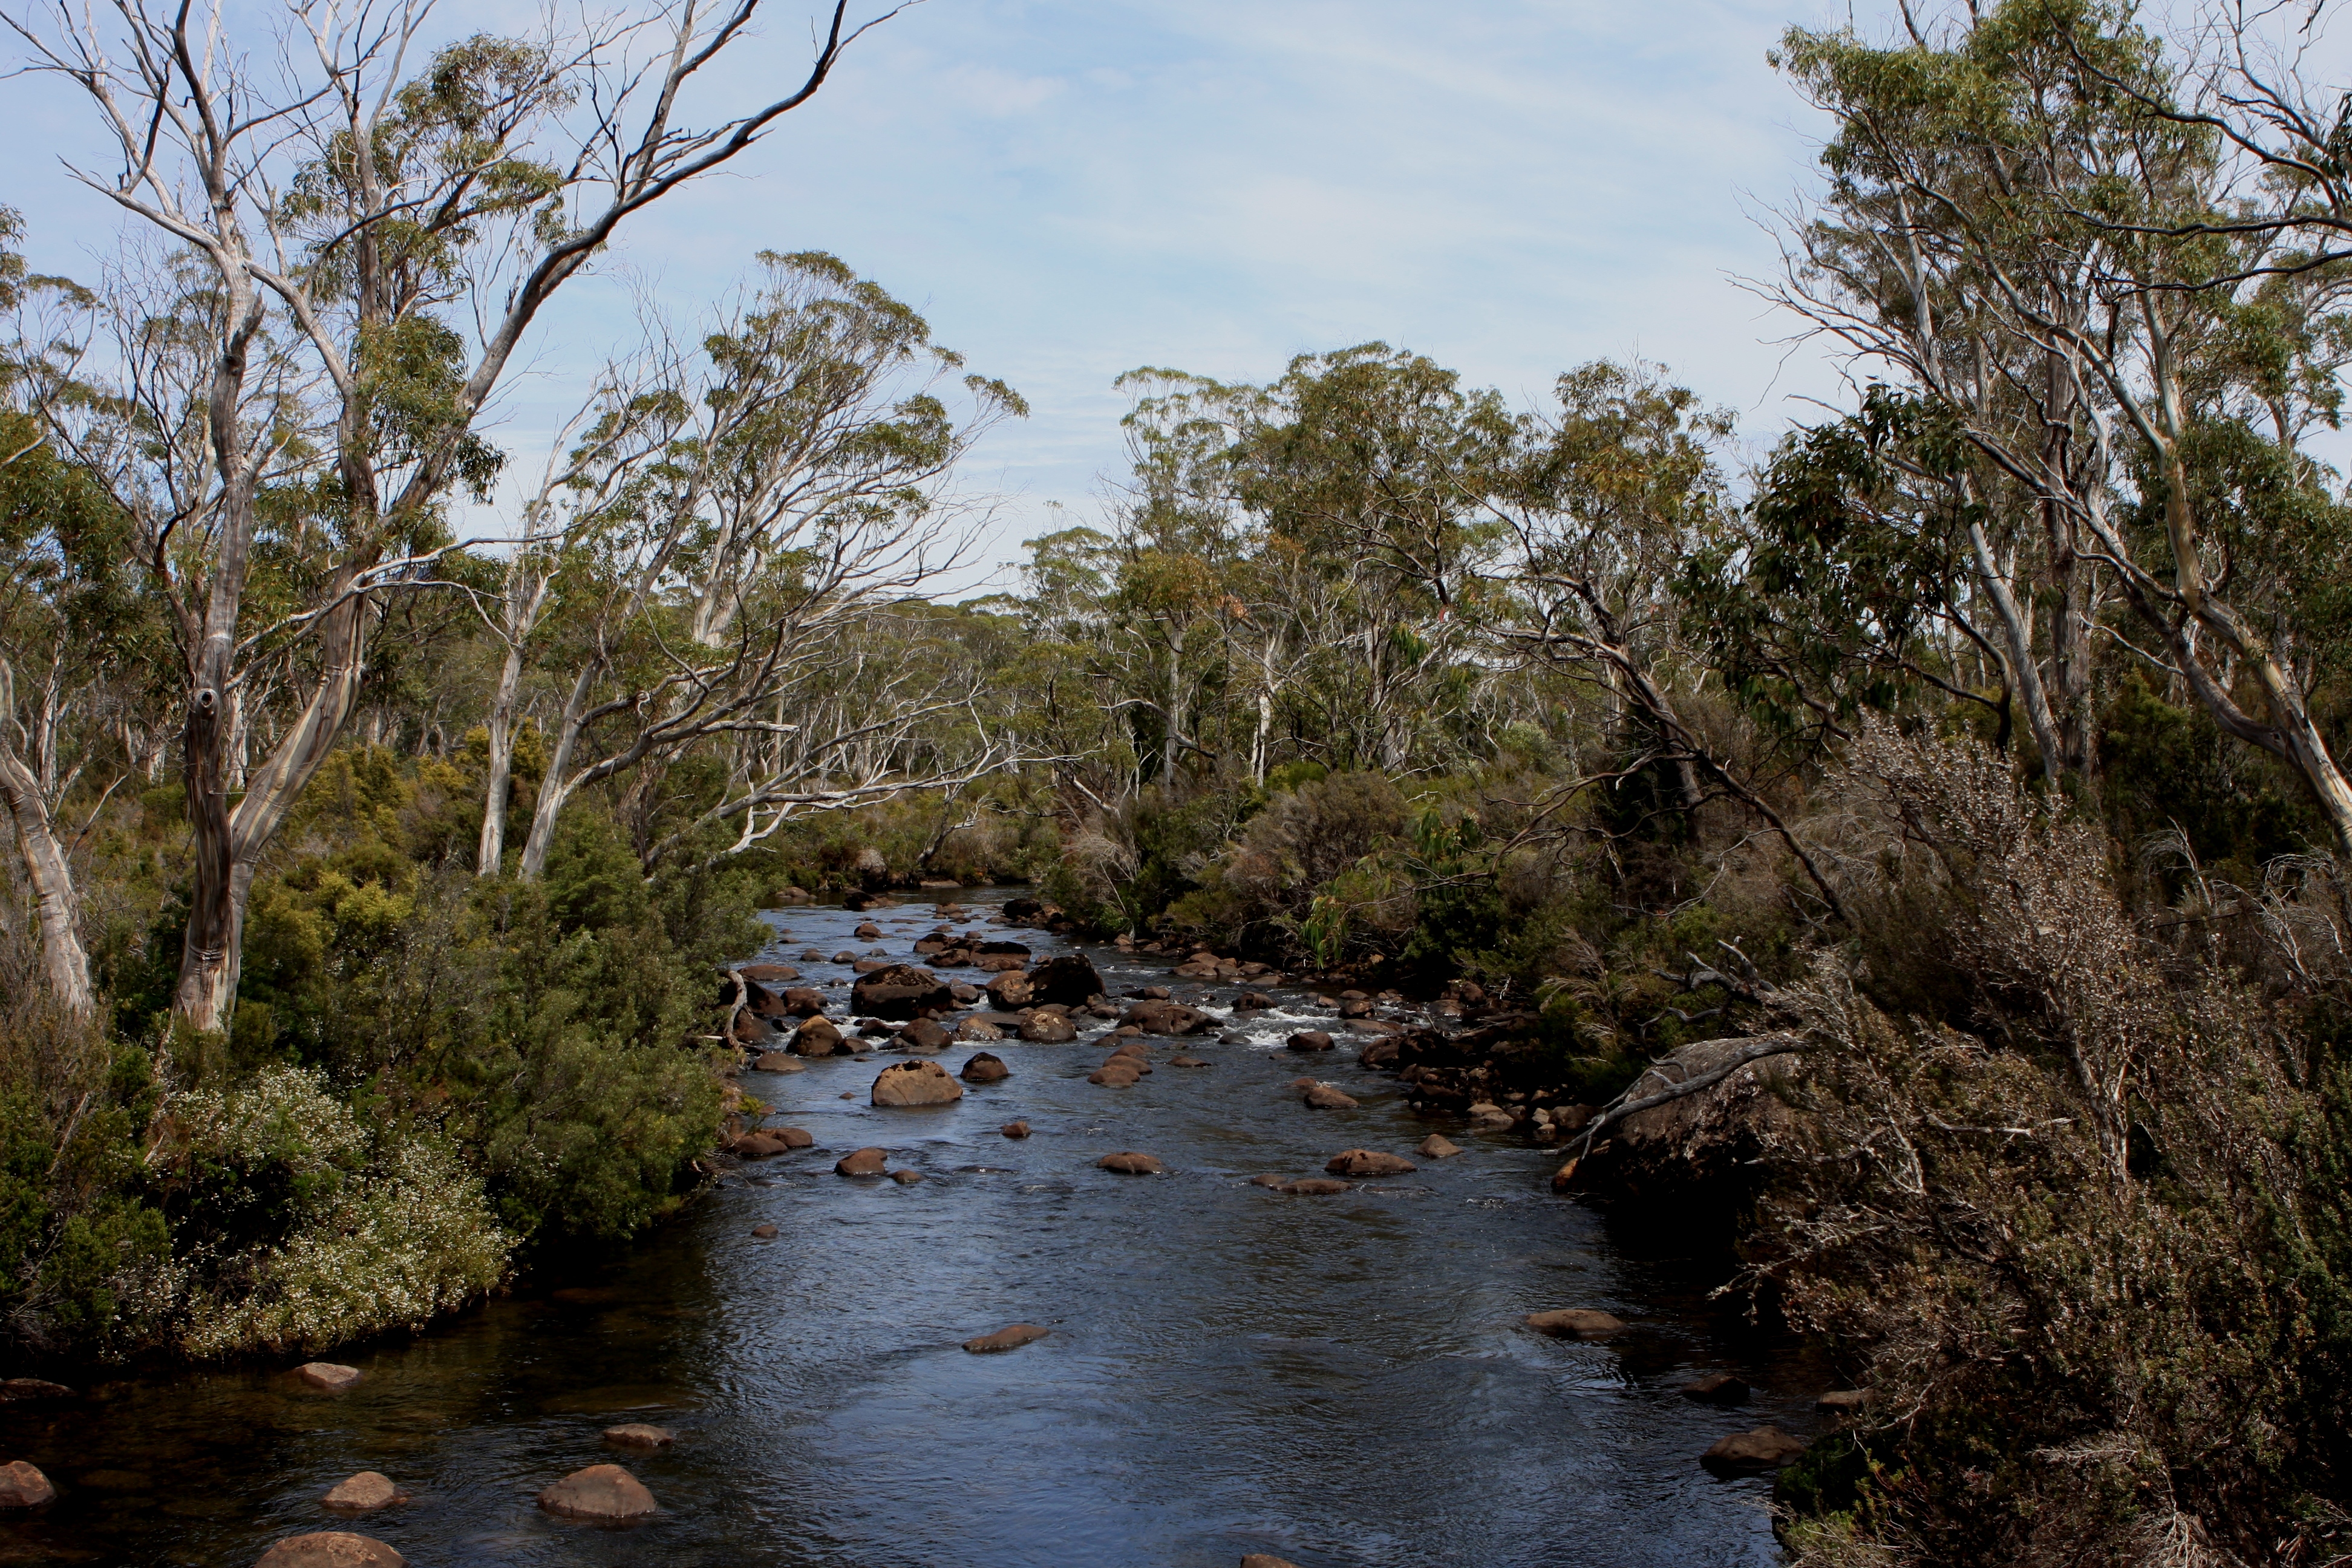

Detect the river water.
xmin=1 ymin=890 xmax=1822 ymax=1567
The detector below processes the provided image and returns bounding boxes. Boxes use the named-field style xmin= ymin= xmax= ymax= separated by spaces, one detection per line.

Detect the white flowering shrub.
xmin=181 ymin=1137 xmax=510 ymax=1357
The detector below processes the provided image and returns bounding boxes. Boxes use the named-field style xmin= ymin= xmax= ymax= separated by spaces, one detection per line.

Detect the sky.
xmin=1 ymin=0 xmax=1889 ymax=593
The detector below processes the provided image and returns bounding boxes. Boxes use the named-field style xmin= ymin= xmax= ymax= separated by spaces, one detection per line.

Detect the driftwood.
xmin=1557 ymin=1031 xmax=1808 ymax=1183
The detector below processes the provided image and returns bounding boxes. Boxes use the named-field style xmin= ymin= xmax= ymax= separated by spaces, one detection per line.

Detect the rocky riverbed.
xmin=0 ymin=889 xmax=1831 ymax=1567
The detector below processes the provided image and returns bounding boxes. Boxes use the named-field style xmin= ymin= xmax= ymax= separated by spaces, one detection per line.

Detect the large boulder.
xmin=538 ymin=1463 xmax=657 ymax=1520
xmin=1119 ymin=999 xmax=1212 ymax=1036
xmin=898 ymin=1016 xmax=952 ymax=1052
xmin=984 ymin=970 xmax=1034 ymax=1007
xmin=0 ymin=1462 xmax=53 ymax=1509
xmin=1028 ymin=953 xmax=1105 ymax=1007
xmin=1573 ymin=1035 xmax=1808 ymax=1206
xmin=1285 ymin=1030 xmax=1334 ymax=1053
xmin=1019 ymin=1013 xmax=1078 ymax=1043
xmin=959 ymin=1051 xmax=1010 ymax=1083
xmin=872 ymin=1060 xmax=964 ymax=1107
xmin=778 ymin=986 xmax=828 ymax=1018
xmin=295 ymin=1362 xmax=362 ymax=1393
xmin=852 ymin=964 xmax=953 ymax=1021
xmin=256 ymin=1534 xmax=403 ymax=1567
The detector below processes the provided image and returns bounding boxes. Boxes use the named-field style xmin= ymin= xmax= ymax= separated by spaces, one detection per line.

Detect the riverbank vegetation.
xmin=5 ymin=0 xmax=2352 ymax=1560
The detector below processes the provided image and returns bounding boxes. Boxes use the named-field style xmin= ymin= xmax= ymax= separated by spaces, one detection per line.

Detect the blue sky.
xmin=4 ymin=0 xmax=1881 ymax=590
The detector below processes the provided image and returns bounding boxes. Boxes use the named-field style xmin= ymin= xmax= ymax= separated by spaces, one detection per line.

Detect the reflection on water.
xmin=0 ymin=890 xmax=1818 ymax=1567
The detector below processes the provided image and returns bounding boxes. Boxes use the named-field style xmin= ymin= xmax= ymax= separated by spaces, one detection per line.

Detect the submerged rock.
xmin=603 ymin=1423 xmax=676 ymax=1448
xmin=1524 ymin=1308 xmax=1627 ymax=1339
xmin=1324 ymin=1149 xmax=1414 ymax=1177
xmin=538 ymin=1463 xmax=658 ymax=1520
xmin=1282 ymin=1178 xmax=1353 ymax=1195
xmin=1097 ymin=1152 xmax=1165 ymax=1175
xmin=1702 ymin=1425 xmax=1808 ymax=1471
xmin=256 ymin=1533 xmax=403 ymax=1567
xmin=295 ymin=1363 xmax=362 ymax=1393
xmin=1682 ymin=1373 xmax=1751 ymax=1405
xmin=962 ymin=1322 xmax=1050 ymax=1353
xmin=1001 ymin=1120 xmax=1031 ymax=1138
xmin=1301 ymin=1084 xmax=1359 ymax=1109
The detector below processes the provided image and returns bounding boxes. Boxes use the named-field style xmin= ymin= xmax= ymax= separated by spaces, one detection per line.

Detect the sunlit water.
xmin=1 ymin=889 xmax=1823 ymax=1567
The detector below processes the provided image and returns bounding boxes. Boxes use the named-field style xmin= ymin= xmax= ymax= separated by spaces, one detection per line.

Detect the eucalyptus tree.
xmin=4 ymin=0 xmax=913 ymax=1031
xmin=1772 ymin=0 xmax=2352 ymax=844
xmin=509 ymin=250 xmax=1025 ymax=880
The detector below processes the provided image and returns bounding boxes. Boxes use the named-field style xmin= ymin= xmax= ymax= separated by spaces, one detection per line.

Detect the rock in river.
xmin=1325 ymin=1149 xmax=1414 ymax=1177
xmin=1301 ymin=1083 xmax=1359 ymax=1109
xmin=897 ymin=1016 xmax=951 ymax=1052
xmin=1097 ymin=1152 xmax=1165 ymax=1174
xmin=604 ymin=1423 xmax=675 ymax=1448
xmin=1524 ymin=1308 xmax=1627 ymax=1338
xmin=256 ymin=1533 xmax=404 ymax=1567
xmin=1001 ymin=1120 xmax=1031 ymax=1138
xmin=852 ymin=964 xmax=953 ymax=1020
xmin=1088 ymin=1060 xmax=1142 ymax=1086
xmin=1283 ymin=1178 xmax=1353 ymax=1195
xmin=791 ymin=1018 xmax=846 ymax=1056
xmin=835 ymin=1147 xmax=890 ymax=1177
xmin=1682 ymin=1373 xmax=1750 ymax=1405
xmin=959 ymin=1051 xmax=1011 ymax=1083
xmin=1019 ymin=1012 xmax=1078 ymax=1043
xmin=872 ymin=1059 xmax=964 ymax=1106
xmin=295 ymin=1362 xmax=362 ymax=1393
xmin=962 ymin=1322 xmax=1051 ymax=1353
xmin=1702 ymin=1426 xmax=1808 ymax=1471
xmin=538 ymin=1463 xmax=658 ymax=1520
xmin=1119 ymin=999 xmax=1211 ymax=1036
xmin=0 ymin=1462 xmax=54 ymax=1508
xmin=1285 ymin=1030 xmax=1334 ymax=1053
xmin=321 ymin=1472 xmax=405 ymax=1511
xmin=1417 ymin=1134 xmax=1463 ymax=1158
xmin=751 ymin=1050 xmax=805 ymax=1072
xmin=1028 ymin=953 xmax=1105 ymax=1007
xmin=984 ymin=970 xmax=1034 ymax=1007
xmin=1241 ymin=1555 xmax=1304 ymax=1567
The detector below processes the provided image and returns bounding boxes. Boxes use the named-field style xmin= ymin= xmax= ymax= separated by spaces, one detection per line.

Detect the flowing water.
xmin=1 ymin=889 xmax=1826 ymax=1567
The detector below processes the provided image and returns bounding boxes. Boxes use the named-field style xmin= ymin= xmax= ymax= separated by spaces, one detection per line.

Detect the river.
xmin=1 ymin=889 xmax=1821 ymax=1567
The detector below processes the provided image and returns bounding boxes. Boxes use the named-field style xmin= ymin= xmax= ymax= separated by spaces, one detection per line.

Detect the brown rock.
xmin=1029 ymin=953 xmax=1105 ymax=1007
xmin=255 ymin=1533 xmax=404 ymax=1567
xmin=1169 ymin=1054 xmax=1209 ymax=1067
xmin=538 ymin=1463 xmax=658 ymax=1520
xmin=1417 ymin=1134 xmax=1463 ymax=1158
xmin=1524 ymin=1308 xmax=1627 ymax=1338
xmin=985 ymin=970 xmax=1035 ymax=1007
xmin=962 ymin=1322 xmax=1051 ymax=1353
xmin=835 ymin=1147 xmax=890 ymax=1176
xmin=1118 ymin=999 xmax=1212 ymax=1036
xmin=603 ymin=1423 xmax=675 ymax=1448
xmin=1249 ymin=1173 xmax=1289 ymax=1187
xmin=871 ymin=1059 xmax=964 ymax=1107
xmin=1233 ymin=991 xmax=1276 ymax=1010
xmin=750 ymin=1223 xmax=778 ymax=1238
xmin=0 ymin=1379 xmax=74 ymax=1402
xmin=0 ymin=1461 xmax=54 ymax=1509
xmin=1001 ymin=1120 xmax=1031 ymax=1138
xmin=956 ymin=1018 xmax=1004 ymax=1042
xmin=1285 ymin=1030 xmax=1334 ymax=1053
xmin=1088 ymin=1062 xmax=1142 ymax=1086
xmin=1682 ymin=1373 xmax=1751 ymax=1404
xmin=898 ymin=1016 xmax=952 ymax=1051
xmin=959 ymin=1051 xmax=1010 ymax=1083
xmin=851 ymin=964 xmax=953 ymax=1020
xmin=1325 ymin=1149 xmax=1415 ymax=1177
xmin=974 ymin=953 xmax=1027 ymax=972
xmin=1282 ymin=1178 xmax=1353 ymax=1195
xmin=321 ymin=1472 xmax=405 ymax=1511
xmin=295 ymin=1362 xmax=363 ymax=1393
xmin=779 ymin=986 xmax=828 ymax=1017
xmin=1097 ymin=1152 xmax=1165 ymax=1175
xmin=1240 ymin=1557 xmax=1304 ymax=1568
xmin=770 ymin=1126 xmax=814 ymax=1149
xmin=853 ymin=921 xmax=882 ymax=939
xmin=731 ymin=1131 xmax=791 ymax=1158
xmin=738 ymin=962 xmax=799 ymax=982
xmin=1019 ymin=1013 xmax=1078 ymax=1043
xmin=1702 ymin=1425 xmax=1808 ymax=1470
xmin=978 ymin=939 xmax=1031 ymax=957
xmin=751 ymin=1050 xmax=805 ymax=1072
xmin=791 ymin=1017 xmax=845 ymax=1056
xmin=1302 ymin=1084 xmax=1359 ymax=1109
xmin=1816 ymin=1388 xmax=1873 ymax=1413
xmin=890 ymin=1168 xmax=925 ymax=1184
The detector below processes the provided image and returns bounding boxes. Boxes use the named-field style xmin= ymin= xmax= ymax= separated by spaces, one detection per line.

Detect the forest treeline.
xmin=4 ymin=0 xmax=2352 ymax=1560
